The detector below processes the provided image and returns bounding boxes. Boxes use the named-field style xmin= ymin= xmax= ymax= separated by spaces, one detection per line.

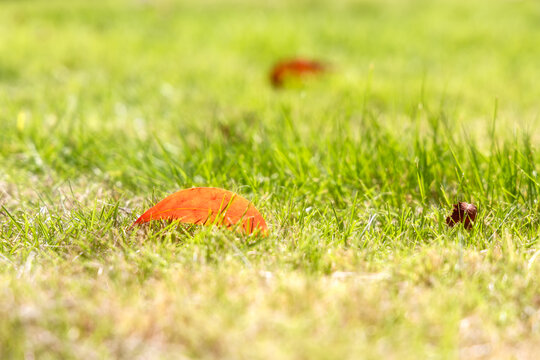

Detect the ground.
xmin=1 ymin=0 xmax=540 ymax=358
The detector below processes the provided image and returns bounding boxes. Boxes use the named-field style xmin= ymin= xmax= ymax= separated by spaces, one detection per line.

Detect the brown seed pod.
xmin=446 ymin=202 xmax=477 ymax=230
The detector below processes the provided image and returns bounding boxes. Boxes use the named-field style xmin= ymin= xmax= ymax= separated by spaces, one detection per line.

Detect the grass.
xmin=1 ymin=0 xmax=540 ymax=358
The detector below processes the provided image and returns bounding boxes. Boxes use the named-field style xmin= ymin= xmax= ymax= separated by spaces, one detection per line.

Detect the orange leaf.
xmin=270 ymin=59 xmax=326 ymax=87
xmin=133 ymin=187 xmax=268 ymax=235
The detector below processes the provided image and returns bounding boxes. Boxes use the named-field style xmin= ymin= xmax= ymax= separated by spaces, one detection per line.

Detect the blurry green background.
xmin=1 ymin=0 xmax=540 ymax=359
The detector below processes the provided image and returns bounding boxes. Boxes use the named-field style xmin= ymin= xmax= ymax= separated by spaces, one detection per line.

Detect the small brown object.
xmin=446 ymin=202 xmax=477 ymax=230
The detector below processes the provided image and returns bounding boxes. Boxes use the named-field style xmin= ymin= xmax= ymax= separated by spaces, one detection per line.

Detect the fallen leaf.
xmin=446 ymin=202 xmax=477 ymax=230
xmin=133 ymin=187 xmax=268 ymax=235
xmin=270 ymin=59 xmax=326 ymax=88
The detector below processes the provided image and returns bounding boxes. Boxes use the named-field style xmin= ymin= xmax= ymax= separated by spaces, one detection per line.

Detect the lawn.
xmin=1 ymin=0 xmax=540 ymax=358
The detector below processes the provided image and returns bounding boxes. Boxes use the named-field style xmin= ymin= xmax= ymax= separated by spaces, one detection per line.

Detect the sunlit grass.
xmin=1 ymin=0 xmax=540 ymax=358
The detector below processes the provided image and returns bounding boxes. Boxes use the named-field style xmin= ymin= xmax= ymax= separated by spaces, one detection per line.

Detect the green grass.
xmin=1 ymin=0 xmax=540 ymax=358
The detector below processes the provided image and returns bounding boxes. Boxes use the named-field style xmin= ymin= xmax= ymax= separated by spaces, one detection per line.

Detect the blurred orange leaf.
xmin=270 ymin=59 xmax=326 ymax=88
